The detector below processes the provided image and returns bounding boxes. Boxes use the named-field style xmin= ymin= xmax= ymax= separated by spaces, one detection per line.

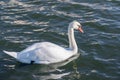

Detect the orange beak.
xmin=78 ymin=27 xmax=84 ymax=33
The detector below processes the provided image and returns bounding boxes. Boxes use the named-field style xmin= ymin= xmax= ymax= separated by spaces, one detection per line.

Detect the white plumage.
xmin=3 ymin=21 xmax=83 ymax=64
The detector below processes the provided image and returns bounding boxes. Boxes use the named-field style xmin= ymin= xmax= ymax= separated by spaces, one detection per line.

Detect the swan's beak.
xmin=78 ymin=27 xmax=84 ymax=33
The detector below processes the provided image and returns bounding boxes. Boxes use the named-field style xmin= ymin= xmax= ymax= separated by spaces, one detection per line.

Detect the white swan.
xmin=3 ymin=21 xmax=84 ymax=64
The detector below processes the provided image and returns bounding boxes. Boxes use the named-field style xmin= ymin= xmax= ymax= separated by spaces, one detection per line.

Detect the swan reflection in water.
xmin=33 ymin=54 xmax=79 ymax=80
xmin=16 ymin=53 xmax=80 ymax=80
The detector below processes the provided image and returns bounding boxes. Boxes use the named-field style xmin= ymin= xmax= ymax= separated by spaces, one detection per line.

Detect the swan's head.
xmin=69 ymin=20 xmax=84 ymax=33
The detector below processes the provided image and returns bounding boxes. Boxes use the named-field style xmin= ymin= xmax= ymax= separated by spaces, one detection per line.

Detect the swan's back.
xmin=17 ymin=42 xmax=73 ymax=64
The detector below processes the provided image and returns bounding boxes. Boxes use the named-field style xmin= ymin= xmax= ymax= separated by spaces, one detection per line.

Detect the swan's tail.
xmin=3 ymin=50 xmax=18 ymax=59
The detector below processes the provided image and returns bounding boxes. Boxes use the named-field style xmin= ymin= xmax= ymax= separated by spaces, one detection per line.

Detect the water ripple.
xmin=0 ymin=0 xmax=120 ymax=80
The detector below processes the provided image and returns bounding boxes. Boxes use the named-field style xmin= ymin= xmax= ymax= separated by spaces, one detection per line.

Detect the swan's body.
xmin=3 ymin=21 xmax=83 ymax=64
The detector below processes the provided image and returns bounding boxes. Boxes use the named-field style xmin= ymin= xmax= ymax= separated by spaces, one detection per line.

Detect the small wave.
xmin=94 ymin=56 xmax=116 ymax=62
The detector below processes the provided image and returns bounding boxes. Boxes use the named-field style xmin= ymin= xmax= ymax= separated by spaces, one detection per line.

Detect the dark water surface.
xmin=0 ymin=0 xmax=120 ymax=80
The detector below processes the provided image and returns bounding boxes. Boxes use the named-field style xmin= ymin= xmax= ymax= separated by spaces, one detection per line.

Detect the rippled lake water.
xmin=0 ymin=0 xmax=120 ymax=80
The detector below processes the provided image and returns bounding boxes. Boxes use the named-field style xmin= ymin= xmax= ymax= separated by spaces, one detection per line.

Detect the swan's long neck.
xmin=68 ymin=26 xmax=78 ymax=53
